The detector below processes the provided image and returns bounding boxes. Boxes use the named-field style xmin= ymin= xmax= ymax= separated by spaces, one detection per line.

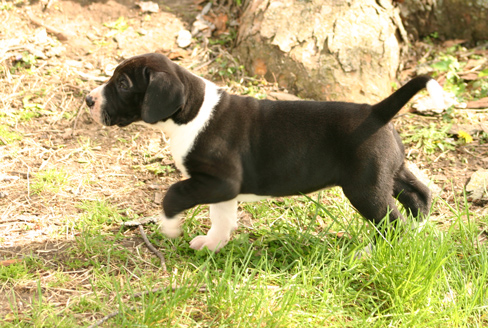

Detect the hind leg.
xmin=393 ymin=165 xmax=432 ymax=220
xmin=343 ymin=183 xmax=405 ymax=258
xmin=343 ymin=183 xmax=405 ymax=229
xmin=343 ymin=181 xmax=408 ymax=259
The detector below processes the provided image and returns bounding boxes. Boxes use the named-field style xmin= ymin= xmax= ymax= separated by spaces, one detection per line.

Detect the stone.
xmin=236 ymin=0 xmax=404 ymax=103
xmin=466 ymin=170 xmax=488 ymax=203
xmin=177 ymin=30 xmax=192 ymax=48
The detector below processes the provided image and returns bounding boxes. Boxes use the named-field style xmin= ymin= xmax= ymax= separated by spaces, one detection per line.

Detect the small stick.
xmin=71 ymin=100 xmax=86 ymax=132
xmin=132 ymin=285 xmax=208 ymax=299
xmin=26 ymin=10 xmax=70 ymax=41
xmin=138 ymin=225 xmax=167 ymax=273
xmin=87 ymin=308 xmax=131 ymax=328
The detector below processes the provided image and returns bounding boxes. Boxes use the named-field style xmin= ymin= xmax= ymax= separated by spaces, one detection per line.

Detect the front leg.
xmin=189 ymin=199 xmax=238 ymax=252
xmin=158 ymin=174 xmax=240 ymax=250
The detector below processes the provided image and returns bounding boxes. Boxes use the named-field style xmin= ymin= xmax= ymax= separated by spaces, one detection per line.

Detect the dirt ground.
xmin=1 ymin=0 xmax=487 ymax=318
xmin=0 ymin=0 xmax=201 ymax=244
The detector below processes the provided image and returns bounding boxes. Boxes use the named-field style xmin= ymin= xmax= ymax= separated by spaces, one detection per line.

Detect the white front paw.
xmin=158 ymin=216 xmax=182 ymax=238
xmin=189 ymin=234 xmax=229 ymax=252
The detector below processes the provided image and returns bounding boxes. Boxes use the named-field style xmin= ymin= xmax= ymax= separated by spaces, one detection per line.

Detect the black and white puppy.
xmin=86 ymin=53 xmax=444 ymax=252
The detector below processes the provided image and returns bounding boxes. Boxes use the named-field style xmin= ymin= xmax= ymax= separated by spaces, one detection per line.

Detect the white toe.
xmin=189 ymin=234 xmax=229 ymax=252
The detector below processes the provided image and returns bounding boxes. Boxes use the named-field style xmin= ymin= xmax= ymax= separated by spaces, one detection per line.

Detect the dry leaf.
xmin=0 ymin=259 xmax=22 ymax=267
xmin=213 ymin=13 xmax=228 ymax=35
xmin=465 ymin=97 xmax=488 ymax=109
xmin=464 ymin=58 xmax=487 ymax=70
xmin=459 ymin=72 xmax=479 ymax=81
xmin=167 ymin=49 xmax=189 ymax=60
xmin=442 ymin=39 xmax=466 ymax=48
xmin=253 ymin=58 xmax=267 ymax=76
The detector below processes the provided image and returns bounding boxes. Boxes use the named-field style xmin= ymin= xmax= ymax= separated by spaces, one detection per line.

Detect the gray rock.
xmin=466 ymin=170 xmax=488 ymax=203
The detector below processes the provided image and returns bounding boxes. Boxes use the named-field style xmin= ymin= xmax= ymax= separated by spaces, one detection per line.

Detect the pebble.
xmin=177 ymin=30 xmax=192 ymax=48
xmin=466 ymin=169 xmax=488 ymax=203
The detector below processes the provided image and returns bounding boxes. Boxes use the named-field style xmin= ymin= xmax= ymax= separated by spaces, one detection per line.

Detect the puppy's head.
xmin=85 ymin=53 xmax=188 ymax=127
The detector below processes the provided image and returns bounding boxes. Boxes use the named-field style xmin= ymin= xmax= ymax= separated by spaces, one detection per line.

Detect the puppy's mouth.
xmin=114 ymin=115 xmax=141 ymax=127
xmin=96 ymin=110 xmax=140 ymax=127
xmin=116 ymin=121 xmax=134 ymax=127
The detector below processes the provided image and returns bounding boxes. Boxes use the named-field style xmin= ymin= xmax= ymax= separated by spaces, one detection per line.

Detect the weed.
xmin=402 ymin=122 xmax=456 ymax=155
xmin=104 ymin=16 xmax=129 ymax=31
xmin=458 ymin=130 xmax=474 ymax=143
xmin=0 ymin=124 xmax=22 ymax=144
xmin=74 ymin=136 xmax=100 ymax=164
xmin=479 ymin=131 xmax=488 ymax=144
xmin=422 ymin=31 xmax=439 ymax=46
xmin=9 ymin=52 xmax=36 ymax=73
xmin=209 ymin=28 xmax=239 ymax=48
xmin=134 ymin=163 xmax=175 ymax=176
xmin=427 ymin=45 xmax=488 ymax=102
xmin=209 ymin=55 xmax=245 ymax=79
xmin=75 ymin=199 xmax=123 ymax=233
xmin=20 ymin=95 xmax=44 ymax=120
xmin=431 ymin=54 xmax=467 ymax=97
xmin=70 ymin=296 xmax=103 ymax=313
xmin=104 ymin=16 xmax=129 ymax=38
xmin=0 ymin=2 xmax=13 ymax=10
xmin=471 ymin=78 xmax=488 ymax=99
xmin=0 ymin=260 xmax=32 ymax=282
xmin=31 ymin=168 xmax=69 ymax=194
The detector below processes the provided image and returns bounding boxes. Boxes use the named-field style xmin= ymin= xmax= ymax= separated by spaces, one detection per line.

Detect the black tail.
xmin=372 ymin=75 xmax=443 ymax=123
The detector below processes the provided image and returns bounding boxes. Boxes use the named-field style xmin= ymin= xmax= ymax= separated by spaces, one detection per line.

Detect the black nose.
xmin=86 ymin=95 xmax=95 ymax=108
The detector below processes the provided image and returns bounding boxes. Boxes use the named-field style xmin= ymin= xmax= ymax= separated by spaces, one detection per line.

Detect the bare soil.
xmin=0 ymin=0 xmax=487 ymax=318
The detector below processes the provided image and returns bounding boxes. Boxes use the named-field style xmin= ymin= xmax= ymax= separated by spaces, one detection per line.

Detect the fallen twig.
xmin=25 ymin=10 xmax=71 ymax=42
xmin=71 ymin=100 xmax=86 ymax=132
xmin=7 ymin=171 xmax=29 ymax=179
xmin=138 ymin=224 xmax=167 ymax=273
xmin=0 ymin=136 xmax=8 ymax=145
xmin=87 ymin=309 xmax=127 ymax=328
xmin=132 ymin=285 xmax=208 ymax=299
xmin=74 ymin=70 xmax=109 ymax=82
xmin=121 ymin=216 xmax=159 ymax=227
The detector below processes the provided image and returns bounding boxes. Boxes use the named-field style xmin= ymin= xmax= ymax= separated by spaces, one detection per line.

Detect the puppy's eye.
xmin=118 ymin=77 xmax=130 ymax=91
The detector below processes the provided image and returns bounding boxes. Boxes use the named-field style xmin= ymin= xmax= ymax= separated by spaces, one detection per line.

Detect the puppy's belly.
xmin=236 ymin=194 xmax=271 ymax=202
xmin=236 ymin=188 xmax=331 ymax=202
xmin=239 ymin=179 xmax=336 ymax=201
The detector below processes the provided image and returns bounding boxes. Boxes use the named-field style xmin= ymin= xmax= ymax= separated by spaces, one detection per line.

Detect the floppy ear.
xmin=141 ymin=71 xmax=185 ymax=123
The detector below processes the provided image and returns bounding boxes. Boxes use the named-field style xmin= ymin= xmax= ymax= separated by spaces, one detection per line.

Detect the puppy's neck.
xmin=141 ymin=78 xmax=221 ymax=139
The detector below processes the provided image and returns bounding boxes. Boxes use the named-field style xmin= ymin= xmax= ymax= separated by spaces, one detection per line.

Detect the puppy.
xmin=86 ymin=53 xmax=444 ymax=252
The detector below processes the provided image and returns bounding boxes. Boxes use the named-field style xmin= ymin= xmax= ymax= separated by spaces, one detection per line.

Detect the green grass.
xmin=31 ymin=168 xmax=70 ymax=195
xmin=2 ymin=192 xmax=487 ymax=327
xmin=401 ymin=122 xmax=456 ymax=155
xmin=0 ymin=125 xmax=22 ymax=144
xmin=74 ymin=200 xmax=124 ymax=234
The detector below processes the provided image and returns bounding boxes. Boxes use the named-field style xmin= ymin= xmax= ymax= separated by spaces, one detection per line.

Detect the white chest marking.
xmin=143 ymin=78 xmax=221 ymax=177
